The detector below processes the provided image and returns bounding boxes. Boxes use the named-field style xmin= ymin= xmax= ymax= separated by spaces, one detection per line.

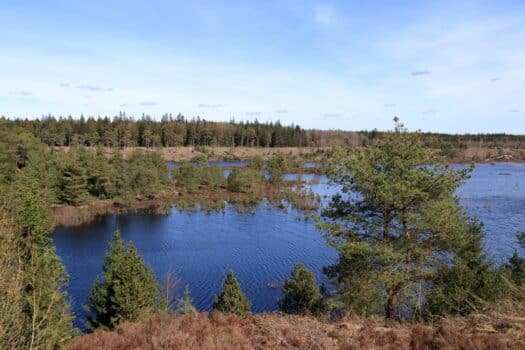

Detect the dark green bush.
xmin=212 ymin=270 xmax=251 ymax=317
xmin=278 ymin=264 xmax=326 ymax=315
xmin=226 ymin=169 xmax=263 ymax=193
xmin=247 ymin=155 xmax=264 ymax=170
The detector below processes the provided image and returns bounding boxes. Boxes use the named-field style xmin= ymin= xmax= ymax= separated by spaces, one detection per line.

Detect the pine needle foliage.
xmin=278 ymin=263 xmax=325 ymax=315
xmin=213 ymin=270 xmax=251 ymax=317
xmin=0 ymin=176 xmax=76 ymax=349
xmin=318 ymin=119 xmax=476 ymax=319
xmin=176 ymin=285 xmax=197 ymax=316
xmin=86 ymin=230 xmax=165 ymax=330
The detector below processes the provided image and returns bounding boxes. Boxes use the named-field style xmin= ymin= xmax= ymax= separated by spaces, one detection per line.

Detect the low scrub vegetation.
xmin=226 ymin=168 xmax=265 ymax=193
xmin=173 ymin=163 xmax=224 ymax=193
xmin=67 ymin=312 xmax=525 ymax=350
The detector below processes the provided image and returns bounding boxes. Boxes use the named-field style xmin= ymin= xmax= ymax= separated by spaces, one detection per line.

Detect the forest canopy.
xmin=2 ymin=114 xmax=524 ymax=150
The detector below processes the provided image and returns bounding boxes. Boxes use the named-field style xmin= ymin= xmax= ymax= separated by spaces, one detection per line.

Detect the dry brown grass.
xmin=54 ymin=146 xmax=324 ymax=162
xmin=54 ymin=145 xmax=525 ymax=164
xmin=67 ymin=312 xmax=525 ymax=350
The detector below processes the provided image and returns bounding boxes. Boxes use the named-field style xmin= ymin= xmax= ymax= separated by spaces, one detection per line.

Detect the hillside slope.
xmin=68 ymin=312 xmax=525 ymax=350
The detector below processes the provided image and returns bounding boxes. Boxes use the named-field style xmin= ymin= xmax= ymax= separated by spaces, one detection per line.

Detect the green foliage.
xmin=199 ymin=166 xmax=224 ymax=191
xmin=267 ymin=152 xmax=288 ymax=183
xmin=278 ymin=264 xmax=325 ymax=315
xmin=2 ymin=115 xmax=310 ymax=147
xmin=226 ymin=169 xmax=264 ymax=193
xmin=194 ymin=145 xmax=211 ymax=154
xmin=108 ymin=151 xmax=128 ymax=197
xmin=176 ymin=285 xmax=197 ymax=316
xmin=126 ymin=150 xmax=168 ymax=199
xmin=426 ymin=221 xmax=504 ymax=317
xmin=506 ymin=251 xmax=525 ymax=286
xmin=1 ymin=141 xmax=170 ymax=206
xmin=0 ymin=125 xmax=42 ymax=184
xmin=213 ymin=270 xmax=251 ymax=317
xmin=319 ymin=120 xmax=475 ymax=319
xmin=173 ymin=164 xmax=225 ymax=193
xmin=57 ymin=153 xmax=88 ymax=205
xmin=0 ymin=176 xmax=76 ymax=349
xmin=86 ymin=148 xmax=115 ymax=198
xmin=173 ymin=163 xmax=200 ymax=192
xmin=86 ymin=230 xmax=165 ymax=330
xmin=190 ymin=153 xmax=209 ymax=165
xmin=247 ymin=155 xmax=264 ymax=170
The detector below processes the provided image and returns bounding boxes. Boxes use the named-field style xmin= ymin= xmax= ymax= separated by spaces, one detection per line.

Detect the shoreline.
xmin=49 ymin=157 xmax=524 ymax=228
xmin=50 ymin=180 xmax=313 ymax=227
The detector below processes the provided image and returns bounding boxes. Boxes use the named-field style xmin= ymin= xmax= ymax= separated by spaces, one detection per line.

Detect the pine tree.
xmin=278 ymin=263 xmax=325 ymax=315
xmin=267 ymin=152 xmax=287 ymax=183
xmin=109 ymin=150 xmax=129 ymax=198
xmin=86 ymin=148 xmax=114 ymax=199
xmin=506 ymin=251 xmax=525 ymax=286
xmin=0 ymin=175 xmax=76 ymax=349
xmin=318 ymin=119 xmax=476 ymax=319
xmin=58 ymin=156 xmax=87 ymax=205
xmin=426 ymin=221 xmax=503 ymax=317
xmin=86 ymin=230 xmax=165 ymax=330
xmin=176 ymin=285 xmax=197 ymax=316
xmin=212 ymin=270 xmax=251 ymax=317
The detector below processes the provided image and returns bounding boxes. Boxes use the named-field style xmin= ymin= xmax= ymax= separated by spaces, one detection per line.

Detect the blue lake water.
xmin=53 ymin=163 xmax=525 ymax=328
xmin=168 ymin=160 xmax=248 ymax=169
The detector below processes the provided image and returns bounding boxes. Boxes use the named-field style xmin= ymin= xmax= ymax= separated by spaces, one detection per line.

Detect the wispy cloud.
xmin=490 ymin=77 xmax=500 ymax=83
xmin=120 ymin=104 xmax=128 ymax=107
xmin=411 ymin=71 xmax=431 ymax=76
xmin=275 ymin=109 xmax=288 ymax=114
xmin=139 ymin=101 xmax=158 ymax=106
xmin=60 ymin=83 xmax=70 ymax=88
xmin=17 ymin=91 xmax=32 ymax=96
xmin=198 ymin=103 xmax=224 ymax=108
xmin=245 ymin=112 xmax=262 ymax=117
xmin=384 ymin=103 xmax=397 ymax=107
xmin=313 ymin=4 xmax=336 ymax=25
xmin=511 ymin=109 xmax=520 ymax=113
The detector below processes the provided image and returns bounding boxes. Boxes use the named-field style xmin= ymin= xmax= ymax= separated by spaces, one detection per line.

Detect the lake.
xmin=53 ymin=162 xmax=525 ymax=328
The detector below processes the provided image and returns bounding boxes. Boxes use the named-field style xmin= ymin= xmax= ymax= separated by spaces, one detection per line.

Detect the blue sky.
xmin=1 ymin=0 xmax=524 ymax=133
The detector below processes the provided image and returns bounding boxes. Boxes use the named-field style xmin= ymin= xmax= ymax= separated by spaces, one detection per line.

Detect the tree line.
xmin=3 ymin=115 xmax=524 ymax=151
xmin=2 ymin=114 xmax=311 ymax=148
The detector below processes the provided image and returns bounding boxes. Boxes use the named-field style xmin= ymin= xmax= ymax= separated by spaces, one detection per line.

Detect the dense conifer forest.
xmin=2 ymin=115 xmax=525 ymax=149
xmin=2 ymin=115 xmax=310 ymax=147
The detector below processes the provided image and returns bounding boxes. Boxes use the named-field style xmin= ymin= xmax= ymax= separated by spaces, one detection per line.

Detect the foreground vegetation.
xmin=1 ymin=118 xmax=525 ymax=349
xmin=68 ymin=312 xmax=525 ymax=350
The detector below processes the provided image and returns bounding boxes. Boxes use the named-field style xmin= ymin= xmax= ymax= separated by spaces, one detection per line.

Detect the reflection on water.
xmin=53 ymin=163 xmax=525 ymax=328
